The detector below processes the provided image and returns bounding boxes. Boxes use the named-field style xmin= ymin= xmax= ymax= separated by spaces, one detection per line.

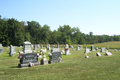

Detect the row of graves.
xmin=18 ymin=41 xmax=64 ymax=68
xmin=84 ymin=46 xmax=113 ymax=58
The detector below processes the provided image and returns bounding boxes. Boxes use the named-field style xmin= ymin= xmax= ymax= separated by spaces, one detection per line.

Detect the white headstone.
xmin=96 ymin=52 xmax=101 ymax=56
xmin=106 ymin=52 xmax=112 ymax=56
xmin=65 ymin=44 xmax=71 ymax=55
xmin=23 ymin=41 xmax=32 ymax=53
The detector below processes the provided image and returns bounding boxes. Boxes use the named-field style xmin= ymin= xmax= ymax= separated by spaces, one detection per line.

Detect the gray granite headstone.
xmin=37 ymin=44 xmax=40 ymax=48
xmin=49 ymin=51 xmax=63 ymax=64
xmin=57 ymin=44 xmax=59 ymax=48
xmin=41 ymin=45 xmax=43 ymax=49
xmin=91 ymin=46 xmax=95 ymax=51
xmin=0 ymin=48 xmax=3 ymax=53
xmin=23 ymin=41 xmax=32 ymax=53
xmin=9 ymin=45 xmax=16 ymax=56
xmin=100 ymin=48 xmax=105 ymax=52
xmin=47 ymin=44 xmax=50 ymax=50
xmin=18 ymin=53 xmax=40 ymax=68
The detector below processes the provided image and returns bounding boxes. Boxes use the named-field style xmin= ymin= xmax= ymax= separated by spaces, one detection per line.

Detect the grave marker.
xmin=18 ymin=53 xmax=40 ymax=67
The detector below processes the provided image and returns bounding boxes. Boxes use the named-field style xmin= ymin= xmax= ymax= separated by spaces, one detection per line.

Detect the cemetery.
xmin=0 ymin=42 xmax=120 ymax=80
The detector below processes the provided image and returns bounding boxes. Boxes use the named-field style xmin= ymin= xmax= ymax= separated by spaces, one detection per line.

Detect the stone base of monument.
xmin=18 ymin=62 xmax=40 ymax=68
xmin=41 ymin=58 xmax=48 ymax=65
xmin=48 ymin=60 xmax=63 ymax=64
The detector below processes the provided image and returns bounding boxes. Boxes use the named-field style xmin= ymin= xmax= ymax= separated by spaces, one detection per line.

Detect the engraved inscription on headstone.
xmin=49 ymin=52 xmax=63 ymax=64
xmin=18 ymin=53 xmax=40 ymax=67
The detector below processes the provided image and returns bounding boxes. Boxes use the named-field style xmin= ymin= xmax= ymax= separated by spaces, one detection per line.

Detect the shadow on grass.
xmin=10 ymin=66 xmax=20 ymax=69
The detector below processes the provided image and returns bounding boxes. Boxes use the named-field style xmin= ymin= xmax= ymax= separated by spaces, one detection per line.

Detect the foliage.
xmin=0 ymin=16 xmax=120 ymax=46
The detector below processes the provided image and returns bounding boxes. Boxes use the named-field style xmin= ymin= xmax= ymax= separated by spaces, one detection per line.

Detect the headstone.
xmin=91 ymin=46 xmax=95 ymax=51
xmin=100 ymin=48 xmax=105 ymax=52
xmin=106 ymin=52 xmax=112 ymax=56
xmin=84 ymin=47 xmax=90 ymax=53
xmin=18 ymin=53 xmax=40 ymax=68
xmin=0 ymin=44 xmax=3 ymax=47
xmin=96 ymin=47 xmax=98 ymax=51
xmin=57 ymin=44 xmax=59 ymax=48
xmin=31 ymin=44 xmax=33 ymax=48
xmin=23 ymin=41 xmax=32 ymax=53
xmin=34 ymin=45 xmax=38 ymax=50
xmin=70 ymin=45 xmax=73 ymax=48
xmin=65 ymin=44 xmax=71 ymax=55
xmin=51 ymin=48 xmax=60 ymax=53
xmin=107 ymin=47 xmax=109 ymax=50
xmin=41 ymin=49 xmax=48 ymax=65
xmin=79 ymin=45 xmax=83 ymax=49
xmin=0 ymin=48 xmax=3 ymax=53
xmin=96 ymin=52 xmax=101 ymax=56
xmin=48 ymin=49 xmax=63 ymax=64
xmin=114 ymin=49 xmax=117 ymax=52
xmin=37 ymin=44 xmax=40 ymax=48
xmin=41 ymin=45 xmax=43 ymax=49
xmin=47 ymin=44 xmax=50 ymax=50
xmin=9 ymin=45 xmax=16 ymax=56
xmin=77 ymin=46 xmax=80 ymax=50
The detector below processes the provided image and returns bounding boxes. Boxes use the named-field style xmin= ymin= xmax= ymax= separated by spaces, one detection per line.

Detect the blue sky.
xmin=0 ymin=0 xmax=120 ymax=35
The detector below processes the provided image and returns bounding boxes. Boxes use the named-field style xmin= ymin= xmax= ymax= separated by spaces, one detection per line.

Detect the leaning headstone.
xmin=91 ymin=46 xmax=95 ymax=51
xmin=100 ymin=48 xmax=105 ymax=52
xmin=96 ymin=52 xmax=101 ymax=56
xmin=9 ymin=45 xmax=16 ymax=56
xmin=84 ymin=47 xmax=90 ymax=53
xmin=41 ymin=49 xmax=48 ymax=65
xmin=18 ymin=53 xmax=40 ymax=68
xmin=48 ymin=49 xmax=63 ymax=64
xmin=65 ymin=44 xmax=71 ymax=55
xmin=106 ymin=52 xmax=112 ymax=56
xmin=23 ymin=41 xmax=32 ymax=53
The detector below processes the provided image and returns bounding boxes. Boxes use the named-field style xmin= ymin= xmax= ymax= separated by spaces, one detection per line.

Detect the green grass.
xmin=0 ymin=42 xmax=120 ymax=80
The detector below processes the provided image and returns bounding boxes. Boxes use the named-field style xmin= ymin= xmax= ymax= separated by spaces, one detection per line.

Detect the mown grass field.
xmin=0 ymin=41 xmax=120 ymax=80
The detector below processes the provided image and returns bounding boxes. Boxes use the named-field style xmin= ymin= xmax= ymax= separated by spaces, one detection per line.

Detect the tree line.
xmin=0 ymin=16 xmax=120 ymax=46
